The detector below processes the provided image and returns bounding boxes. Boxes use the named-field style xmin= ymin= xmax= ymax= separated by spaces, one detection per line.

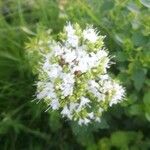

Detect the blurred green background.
xmin=0 ymin=0 xmax=150 ymax=149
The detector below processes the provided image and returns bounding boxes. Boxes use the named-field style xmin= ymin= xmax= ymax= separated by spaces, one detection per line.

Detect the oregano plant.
xmin=26 ymin=22 xmax=125 ymax=125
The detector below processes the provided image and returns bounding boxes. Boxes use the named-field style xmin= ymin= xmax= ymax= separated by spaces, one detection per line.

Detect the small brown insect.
xmin=59 ymin=57 xmax=66 ymax=67
xmin=74 ymin=70 xmax=82 ymax=76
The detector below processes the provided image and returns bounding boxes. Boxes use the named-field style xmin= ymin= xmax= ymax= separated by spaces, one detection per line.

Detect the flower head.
xmin=28 ymin=22 xmax=125 ymax=125
xmin=83 ymin=27 xmax=99 ymax=43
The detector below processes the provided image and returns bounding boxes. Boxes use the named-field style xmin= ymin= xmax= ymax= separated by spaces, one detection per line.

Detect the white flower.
xmin=62 ymin=49 xmax=76 ymax=63
xmin=65 ymin=22 xmax=79 ymax=47
xmin=65 ymin=22 xmax=75 ymax=35
xmin=88 ymin=53 xmax=99 ymax=68
xmin=37 ymin=89 xmax=48 ymax=100
xmin=53 ymin=44 xmax=63 ymax=56
xmin=78 ymin=117 xmax=90 ymax=125
xmin=83 ymin=27 xmax=98 ymax=43
xmin=102 ymin=57 xmax=110 ymax=73
xmin=88 ymin=112 xmax=94 ymax=119
xmin=69 ymin=102 xmax=79 ymax=111
xmin=89 ymin=80 xmax=99 ymax=88
xmin=74 ymin=59 xmax=89 ymax=73
xmin=78 ymin=118 xmax=84 ymax=125
xmin=80 ymin=97 xmax=90 ymax=106
xmin=37 ymin=82 xmax=55 ymax=100
xmin=60 ymin=73 xmax=75 ymax=97
xmin=61 ymin=84 xmax=74 ymax=97
xmin=101 ymin=80 xmax=113 ymax=93
xmin=97 ymin=49 xmax=108 ymax=59
xmin=77 ymin=97 xmax=90 ymax=111
xmin=33 ymin=22 xmax=125 ymax=125
xmin=98 ymin=107 xmax=104 ymax=113
xmin=69 ymin=50 xmax=90 ymax=73
xmin=95 ymin=117 xmax=101 ymax=122
xmin=99 ymin=74 xmax=109 ymax=81
xmin=67 ymin=34 xmax=79 ymax=47
xmin=88 ymin=80 xmax=103 ymax=100
xmin=109 ymin=83 xmax=125 ymax=106
xmin=42 ymin=53 xmax=54 ymax=70
xmin=43 ymin=60 xmax=50 ymax=71
xmin=47 ymin=64 xmax=62 ymax=79
xmin=50 ymin=99 xmax=60 ymax=110
xmin=61 ymin=105 xmax=72 ymax=119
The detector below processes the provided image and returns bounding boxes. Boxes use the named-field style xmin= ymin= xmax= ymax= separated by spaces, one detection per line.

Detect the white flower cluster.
xmin=34 ymin=22 xmax=125 ymax=125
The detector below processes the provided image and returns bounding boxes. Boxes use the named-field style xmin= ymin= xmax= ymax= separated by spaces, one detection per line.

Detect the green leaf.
xmin=127 ymin=2 xmax=139 ymax=13
xmin=128 ymin=104 xmax=143 ymax=116
xmin=143 ymin=92 xmax=150 ymax=104
xmin=110 ymin=131 xmax=129 ymax=148
xmin=145 ymin=113 xmax=150 ymax=122
xmin=98 ymin=138 xmax=111 ymax=150
xmin=140 ymin=0 xmax=150 ymax=8
xmin=21 ymin=26 xmax=36 ymax=35
xmin=132 ymin=69 xmax=146 ymax=91
xmin=132 ymin=32 xmax=147 ymax=46
xmin=116 ymin=51 xmax=128 ymax=62
xmin=49 ymin=111 xmax=62 ymax=132
xmin=143 ymin=92 xmax=150 ymax=121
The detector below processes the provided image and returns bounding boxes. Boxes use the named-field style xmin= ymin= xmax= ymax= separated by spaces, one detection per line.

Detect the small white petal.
xmin=83 ymin=27 xmax=98 ymax=43
xmin=51 ymin=99 xmax=60 ymax=110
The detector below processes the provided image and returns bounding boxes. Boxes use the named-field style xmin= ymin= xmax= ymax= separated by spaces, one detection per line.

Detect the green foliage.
xmin=0 ymin=0 xmax=149 ymax=149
